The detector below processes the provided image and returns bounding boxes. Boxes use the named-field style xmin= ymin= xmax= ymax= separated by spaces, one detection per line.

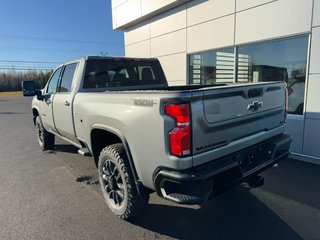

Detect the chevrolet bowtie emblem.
xmin=247 ymin=101 xmax=263 ymax=112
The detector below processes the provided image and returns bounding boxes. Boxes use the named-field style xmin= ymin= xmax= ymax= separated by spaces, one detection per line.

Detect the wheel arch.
xmin=32 ymin=107 xmax=40 ymax=125
xmin=90 ymin=125 xmax=145 ymax=195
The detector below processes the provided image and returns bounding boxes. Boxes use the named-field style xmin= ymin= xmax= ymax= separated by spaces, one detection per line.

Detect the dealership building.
xmin=111 ymin=0 xmax=320 ymax=163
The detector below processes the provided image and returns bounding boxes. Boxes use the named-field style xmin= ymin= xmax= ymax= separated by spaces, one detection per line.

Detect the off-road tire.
xmin=35 ymin=116 xmax=55 ymax=151
xmin=98 ymin=143 xmax=149 ymax=220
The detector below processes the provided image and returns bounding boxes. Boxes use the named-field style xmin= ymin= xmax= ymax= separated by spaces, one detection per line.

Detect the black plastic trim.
xmin=154 ymin=134 xmax=291 ymax=204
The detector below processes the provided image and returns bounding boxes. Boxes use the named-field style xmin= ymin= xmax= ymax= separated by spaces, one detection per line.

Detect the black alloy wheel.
xmin=98 ymin=144 xmax=149 ymax=219
xmin=101 ymin=159 xmax=125 ymax=207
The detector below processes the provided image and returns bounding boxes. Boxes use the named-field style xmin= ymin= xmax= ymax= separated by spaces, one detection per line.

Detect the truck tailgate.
xmin=192 ymin=82 xmax=286 ymax=166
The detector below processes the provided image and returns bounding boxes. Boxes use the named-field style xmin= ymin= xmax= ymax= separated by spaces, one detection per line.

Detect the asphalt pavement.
xmin=0 ymin=96 xmax=319 ymax=240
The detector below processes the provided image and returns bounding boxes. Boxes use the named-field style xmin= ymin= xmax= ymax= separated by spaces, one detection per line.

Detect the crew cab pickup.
xmin=24 ymin=56 xmax=291 ymax=219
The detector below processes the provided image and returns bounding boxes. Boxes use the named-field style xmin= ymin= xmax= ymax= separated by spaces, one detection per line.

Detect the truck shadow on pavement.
xmin=261 ymin=159 xmax=320 ymax=210
xmin=50 ymin=143 xmax=318 ymax=240
xmin=131 ymin=186 xmax=303 ymax=240
xmin=130 ymin=159 xmax=320 ymax=240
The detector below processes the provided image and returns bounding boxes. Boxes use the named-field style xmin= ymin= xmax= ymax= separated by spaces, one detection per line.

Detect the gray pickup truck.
xmin=23 ymin=56 xmax=291 ymax=219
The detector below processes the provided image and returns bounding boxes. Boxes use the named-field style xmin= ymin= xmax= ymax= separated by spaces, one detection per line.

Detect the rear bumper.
xmin=153 ymin=134 xmax=292 ymax=204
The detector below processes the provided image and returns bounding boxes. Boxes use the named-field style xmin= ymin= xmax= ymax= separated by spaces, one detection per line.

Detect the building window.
xmin=238 ymin=36 xmax=308 ymax=115
xmin=189 ymin=48 xmax=234 ymax=85
xmin=188 ymin=35 xmax=309 ymax=115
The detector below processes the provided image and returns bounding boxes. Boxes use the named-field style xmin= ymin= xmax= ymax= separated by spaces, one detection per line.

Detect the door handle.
xmin=64 ymin=101 xmax=70 ymax=106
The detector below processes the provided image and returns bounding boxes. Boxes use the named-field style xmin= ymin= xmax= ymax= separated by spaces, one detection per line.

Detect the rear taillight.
xmin=285 ymin=88 xmax=288 ymax=122
xmin=165 ymin=103 xmax=191 ymax=157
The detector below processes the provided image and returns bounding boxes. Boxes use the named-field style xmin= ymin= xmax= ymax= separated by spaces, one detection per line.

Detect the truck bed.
xmin=73 ymin=81 xmax=287 ymax=188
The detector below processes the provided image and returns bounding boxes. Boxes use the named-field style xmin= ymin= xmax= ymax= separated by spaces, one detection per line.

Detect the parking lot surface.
xmin=0 ymin=96 xmax=319 ymax=240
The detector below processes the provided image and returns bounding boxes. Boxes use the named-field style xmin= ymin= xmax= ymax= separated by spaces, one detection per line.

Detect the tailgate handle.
xmin=248 ymin=88 xmax=263 ymax=98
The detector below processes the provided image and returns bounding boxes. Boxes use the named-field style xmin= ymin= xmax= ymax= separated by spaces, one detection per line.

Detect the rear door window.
xmin=58 ymin=63 xmax=78 ymax=93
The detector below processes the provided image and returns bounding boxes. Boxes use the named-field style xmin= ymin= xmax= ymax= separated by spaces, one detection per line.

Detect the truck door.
xmin=52 ymin=62 xmax=79 ymax=144
xmin=41 ymin=67 xmax=62 ymax=133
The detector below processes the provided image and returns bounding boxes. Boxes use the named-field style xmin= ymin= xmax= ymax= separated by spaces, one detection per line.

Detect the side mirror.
xmin=35 ymin=90 xmax=45 ymax=101
xmin=22 ymin=80 xmax=36 ymax=96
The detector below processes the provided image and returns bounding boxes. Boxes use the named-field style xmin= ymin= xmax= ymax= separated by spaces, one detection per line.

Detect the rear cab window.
xmin=82 ymin=59 xmax=166 ymax=90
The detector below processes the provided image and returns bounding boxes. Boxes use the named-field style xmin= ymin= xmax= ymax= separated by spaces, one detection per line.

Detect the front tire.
xmin=35 ymin=116 xmax=55 ymax=151
xmin=98 ymin=143 xmax=149 ymax=219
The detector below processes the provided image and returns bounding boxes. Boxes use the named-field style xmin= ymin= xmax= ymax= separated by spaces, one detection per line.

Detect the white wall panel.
xmin=125 ymin=23 xmax=150 ymax=45
xmin=125 ymin=40 xmax=150 ymax=57
xmin=236 ymin=0 xmax=274 ymax=12
xmin=112 ymin=8 xmax=117 ymax=29
xmin=187 ymin=0 xmax=235 ymax=26
xmin=305 ymin=74 xmax=320 ymax=118
xmin=309 ymin=27 xmax=320 ymax=73
xmin=235 ymin=0 xmax=313 ymax=44
xmin=150 ymin=29 xmax=186 ymax=57
xmin=114 ymin=0 xmax=128 ymax=8
xmin=187 ymin=15 xmax=234 ymax=53
xmin=285 ymin=116 xmax=304 ymax=154
xmin=115 ymin=0 xmax=142 ymax=28
xmin=113 ymin=0 xmax=191 ymax=29
xmin=150 ymin=5 xmax=186 ymax=38
xmin=314 ymin=0 xmax=320 ymax=26
xmin=142 ymin=0 xmax=176 ymax=15
xmin=157 ymin=52 xmax=187 ymax=83
xmin=168 ymin=80 xmax=186 ymax=86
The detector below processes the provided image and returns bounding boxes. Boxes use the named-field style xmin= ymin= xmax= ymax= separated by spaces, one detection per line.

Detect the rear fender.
xmin=90 ymin=124 xmax=145 ymax=195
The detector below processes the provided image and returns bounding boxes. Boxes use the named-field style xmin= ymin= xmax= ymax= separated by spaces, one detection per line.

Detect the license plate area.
xmin=234 ymin=143 xmax=275 ymax=173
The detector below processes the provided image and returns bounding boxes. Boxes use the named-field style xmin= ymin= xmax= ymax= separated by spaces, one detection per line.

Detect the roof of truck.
xmin=60 ymin=56 xmax=160 ymax=66
xmin=85 ymin=56 xmax=159 ymax=61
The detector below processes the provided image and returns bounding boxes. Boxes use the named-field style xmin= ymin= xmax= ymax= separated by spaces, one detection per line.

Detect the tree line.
xmin=0 ymin=70 xmax=53 ymax=92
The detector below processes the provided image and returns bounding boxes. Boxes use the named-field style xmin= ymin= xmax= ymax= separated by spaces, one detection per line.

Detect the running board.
xmin=78 ymin=148 xmax=92 ymax=157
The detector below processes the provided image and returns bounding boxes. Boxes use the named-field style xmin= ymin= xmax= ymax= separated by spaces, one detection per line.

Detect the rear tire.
xmin=98 ymin=143 xmax=149 ymax=219
xmin=35 ymin=116 xmax=55 ymax=151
